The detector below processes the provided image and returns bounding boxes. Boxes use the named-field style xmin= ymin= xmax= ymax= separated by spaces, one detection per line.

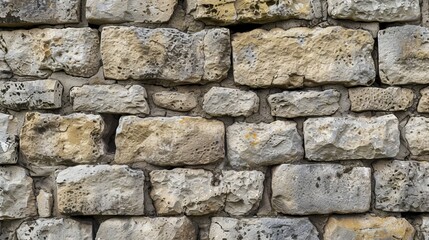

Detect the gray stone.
xmin=349 ymin=87 xmax=414 ymax=112
xmin=152 ymin=91 xmax=198 ymax=112
xmin=56 ymin=165 xmax=144 ymax=215
xmin=405 ymin=117 xmax=429 ymax=157
xmin=420 ymin=216 xmax=429 ymax=240
xmin=418 ymin=87 xmax=429 ymax=113
xmin=0 ymin=113 xmax=18 ymax=164
xmin=304 ymin=114 xmax=400 ymax=161
xmin=268 ymin=89 xmax=340 ymax=118
xmin=203 ymin=87 xmax=259 ymax=117
xmin=36 ymin=190 xmax=53 ymax=218
xmin=16 ymin=218 xmax=92 ymax=240
xmin=272 ymin=164 xmax=371 ymax=215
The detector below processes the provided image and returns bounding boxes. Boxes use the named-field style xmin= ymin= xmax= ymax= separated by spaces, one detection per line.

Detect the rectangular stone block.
xmin=232 ymin=26 xmax=375 ymax=88
xmin=101 ymin=27 xmax=230 ymax=85
xmin=405 ymin=117 xmax=429 ymax=157
xmin=304 ymin=114 xmax=400 ymax=161
xmin=114 ymin=116 xmax=224 ymax=166
xmin=17 ymin=218 xmax=92 ymax=240
xmin=418 ymin=87 xmax=429 ymax=113
xmin=349 ymin=87 xmax=414 ymax=112
xmin=56 ymin=165 xmax=144 ymax=215
xmin=152 ymin=91 xmax=198 ymax=112
xmin=0 ymin=113 xmax=18 ymax=164
xmin=272 ymin=164 xmax=371 ymax=215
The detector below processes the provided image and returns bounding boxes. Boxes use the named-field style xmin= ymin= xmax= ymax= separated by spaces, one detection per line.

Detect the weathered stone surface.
xmin=379 ymin=26 xmax=429 ymax=85
xmin=272 ymin=164 xmax=371 ymax=215
xmin=101 ymin=27 xmax=230 ymax=84
xmin=0 ymin=113 xmax=18 ymax=164
xmin=420 ymin=216 xmax=429 ymax=240
xmin=16 ymin=218 xmax=92 ymax=240
xmin=349 ymin=87 xmax=414 ymax=112
xmin=0 ymin=80 xmax=63 ymax=110
xmin=20 ymin=112 xmax=106 ymax=166
xmin=418 ymin=87 xmax=429 ymax=113
xmin=36 ymin=190 xmax=53 ymax=218
xmin=210 ymin=217 xmax=319 ymax=240
xmin=203 ymin=87 xmax=259 ymax=117
xmin=0 ymin=0 xmax=80 ymax=26
xmin=304 ymin=114 xmax=400 ymax=161
xmin=405 ymin=117 xmax=429 ymax=157
xmin=268 ymin=89 xmax=340 ymax=118
xmin=328 ymin=0 xmax=421 ymax=22
xmin=114 ymin=116 xmax=224 ymax=166
xmin=0 ymin=166 xmax=36 ymax=219
xmin=87 ymin=0 xmax=177 ymax=24
xmin=56 ymin=165 xmax=144 ymax=215
xmin=227 ymin=121 xmax=303 ymax=169
xmin=96 ymin=216 xmax=196 ymax=240
xmin=324 ymin=215 xmax=415 ymax=240
xmin=374 ymin=160 xmax=429 ymax=212
xmin=0 ymin=28 xmax=100 ymax=78
xmin=71 ymin=85 xmax=149 ymax=115
xmin=232 ymin=26 xmax=375 ymax=88
xmin=150 ymin=169 xmax=264 ymax=215
xmin=152 ymin=91 xmax=198 ymax=112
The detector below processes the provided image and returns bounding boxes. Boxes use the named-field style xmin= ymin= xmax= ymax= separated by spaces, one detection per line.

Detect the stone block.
xmin=203 ymin=87 xmax=259 ymax=117
xmin=349 ymin=87 xmax=414 ymax=112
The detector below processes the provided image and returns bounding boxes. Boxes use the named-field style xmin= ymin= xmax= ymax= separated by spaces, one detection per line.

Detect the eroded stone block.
xmin=418 ymin=87 xmax=429 ymax=113
xmin=203 ymin=87 xmax=259 ymax=117
xmin=16 ymin=218 xmax=92 ymax=240
xmin=405 ymin=117 xmax=429 ymax=157
xmin=349 ymin=87 xmax=414 ymax=112
xmin=152 ymin=91 xmax=198 ymax=112
xmin=0 ymin=113 xmax=18 ymax=164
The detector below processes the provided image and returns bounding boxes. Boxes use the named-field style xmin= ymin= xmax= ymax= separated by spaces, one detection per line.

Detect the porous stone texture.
xmin=56 ymin=165 xmax=144 ymax=215
xmin=0 ymin=80 xmax=63 ymax=110
xmin=16 ymin=218 xmax=93 ymax=240
xmin=272 ymin=164 xmax=371 ymax=215
xmin=379 ymin=25 xmax=429 ymax=85
xmin=324 ymin=215 xmax=415 ymax=240
xmin=418 ymin=87 xmax=429 ymax=113
xmin=0 ymin=113 xmax=18 ymax=164
xmin=101 ymin=27 xmax=230 ymax=84
xmin=232 ymin=26 xmax=375 ymax=88
xmin=20 ymin=112 xmax=106 ymax=166
xmin=209 ymin=217 xmax=319 ymax=240
xmin=152 ymin=91 xmax=198 ymax=112
xmin=349 ymin=87 xmax=414 ymax=112
xmin=70 ymin=84 xmax=150 ymax=115
xmin=405 ymin=117 xmax=429 ymax=157
xmin=0 ymin=28 xmax=100 ymax=78
xmin=96 ymin=216 xmax=196 ymax=240
xmin=114 ymin=116 xmax=225 ymax=166
xmin=267 ymin=89 xmax=341 ymax=118
xmin=226 ymin=121 xmax=303 ymax=169
xmin=36 ymin=190 xmax=53 ymax=218
xmin=304 ymin=114 xmax=400 ymax=161
xmin=327 ymin=0 xmax=421 ymax=22
xmin=150 ymin=169 xmax=264 ymax=216
xmin=86 ymin=0 xmax=177 ymax=24
xmin=421 ymin=216 xmax=429 ymax=240
xmin=203 ymin=87 xmax=259 ymax=117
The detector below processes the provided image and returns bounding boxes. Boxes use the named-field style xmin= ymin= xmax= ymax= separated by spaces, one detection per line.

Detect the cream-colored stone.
xmin=0 ymin=113 xmax=18 ymax=164
xmin=16 ymin=218 xmax=92 ymax=240
xmin=405 ymin=117 xmax=429 ymax=157
xmin=203 ymin=87 xmax=259 ymax=117
xmin=349 ymin=87 xmax=414 ymax=112
xmin=418 ymin=87 xmax=429 ymax=113
xmin=36 ymin=190 xmax=52 ymax=218
xmin=152 ymin=91 xmax=198 ymax=112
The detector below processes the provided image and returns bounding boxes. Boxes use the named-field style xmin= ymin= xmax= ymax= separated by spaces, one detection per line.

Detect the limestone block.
xmin=268 ymin=89 xmax=340 ymax=118
xmin=421 ymin=216 xmax=429 ymax=240
xmin=152 ymin=91 xmax=198 ymax=112
xmin=101 ymin=27 xmax=230 ymax=84
xmin=203 ymin=87 xmax=259 ymax=117
xmin=304 ymin=114 xmax=400 ymax=161
xmin=71 ymin=85 xmax=150 ymax=115
xmin=232 ymin=26 xmax=375 ymax=88
xmin=114 ymin=116 xmax=224 ymax=166
xmin=0 ymin=113 xmax=18 ymax=164
xmin=349 ymin=87 xmax=414 ymax=112
xmin=16 ymin=218 xmax=92 ymax=240
xmin=418 ymin=87 xmax=429 ymax=113
xmin=272 ymin=164 xmax=371 ymax=215
xmin=36 ymin=190 xmax=53 ymax=218
xmin=56 ymin=165 xmax=144 ymax=215
xmin=405 ymin=117 xmax=429 ymax=157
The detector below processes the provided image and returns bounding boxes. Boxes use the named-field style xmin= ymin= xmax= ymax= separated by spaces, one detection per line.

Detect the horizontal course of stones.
xmin=1 ymin=0 xmax=429 ymax=239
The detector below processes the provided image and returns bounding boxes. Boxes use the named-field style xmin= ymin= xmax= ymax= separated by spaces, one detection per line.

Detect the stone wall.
xmin=1 ymin=0 xmax=429 ymax=239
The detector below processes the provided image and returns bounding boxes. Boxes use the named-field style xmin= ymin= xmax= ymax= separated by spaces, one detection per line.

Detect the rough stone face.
xmin=71 ymin=85 xmax=150 ymax=115
xmin=209 ymin=217 xmax=319 ymax=240
xmin=86 ymin=0 xmax=177 ymax=24
xmin=349 ymin=87 xmax=414 ymax=112
xmin=16 ymin=218 xmax=93 ymax=240
xmin=152 ymin=91 xmax=198 ymax=112
xmin=226 ymin=121 xmax=303 ymax=169
xmin=272 ymin=164 xmax=371 ymax=215
xmin=405 ymin=117 xmax=429 ymax=157
xmin=203 ymin=87 xmax=259 ymax=117
xmin=20 ymin=112 xmax=106 ymax=166
xmin=328 ymin=0 xmax=421 ymax=22
xmin=0 ymin=28 xmax=100 ymax=78
xmin=324 ymin=215 xmax=415 ymax=240
xmin=96 ymin=216 xmax=196 ymax=240
xmin=56 ymin=165 xmax=144 ymax=215
xmin=379 ymin=26 xmax=429 ymax=85
xmin=0 ymin=80 xmax=63 ymax=110
xmin=0 ymin=113 xmax=18 ymax=164
xmin=36 ymin=190 xmax=53 ymax=218
xmin=232 ymin=26 xmax=375 ymax=88
xmin=0 ymin=166 xmax=36 ymax=219
xmin=420 ymin=216 xmax=429 ymax=240
xmin=268 ymin=89 xmax=341 ymax=118
xmin=374 ymin=160 xmax=429 ymax=212
xmin=304 ymin=114 xmax=400 ymax=161
xmin=0 ymin=0 xmax=80 ymax=26
xmin=150 ymin=169 xmax=264 ymax=215
xmin=101 ymin=27 xmax=230 ymax=84
xmin=114 ymin=116 xmax=225 ymax=166
xmin=418 ymin=87 xmax=429 ymax=113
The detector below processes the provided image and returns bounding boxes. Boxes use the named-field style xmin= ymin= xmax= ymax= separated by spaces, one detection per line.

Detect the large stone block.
xmin=56 ymin=165 xmax=144 ymax=215
xmin=304 ymin=114 xmax=400 ymax=161
xmin=232 ymin=26 xmax=375 ymax=88
xmin=114 ymin=116 xmax=224 ymax=166
xmin=152 ymin=91 xmax=198 ymax=112
xmin=101 ymin=27 xmax=230 ymax=85
xmin=272 ymin=164 xmax=371 ymax=215
xmin=0 ymin=113 xmax=18 ymax=164
xmin=349 ymin=87 xmax=414 ymax=112
xmin=16 ymin=218 xmax=93 ymax=240
xmin=405 ymin=117 xmax=429 ymax=157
